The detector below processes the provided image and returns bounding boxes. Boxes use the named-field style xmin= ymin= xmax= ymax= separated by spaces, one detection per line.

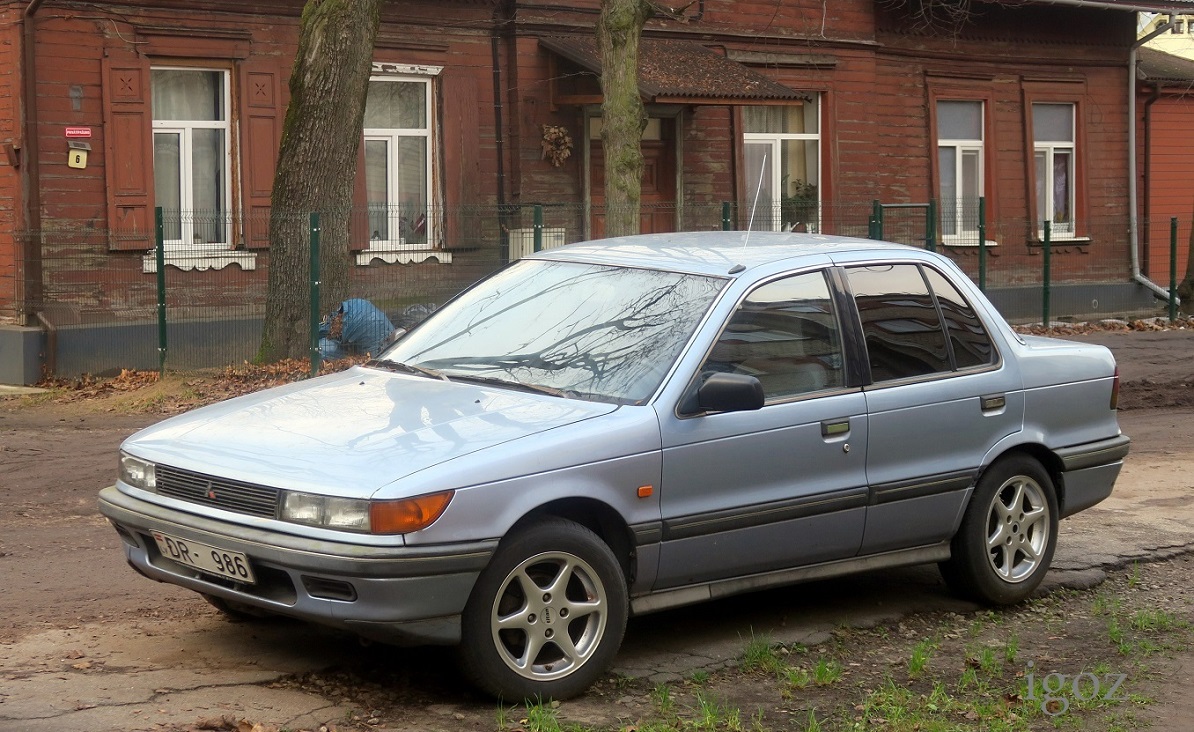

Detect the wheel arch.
xmin=979 ymin=442 xmax=1066 ymax=511
xmin=507 ymin=498 xmax=637 ymax=585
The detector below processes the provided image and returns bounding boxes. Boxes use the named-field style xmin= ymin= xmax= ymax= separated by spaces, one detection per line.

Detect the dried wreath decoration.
xmin=541 ymin=124 xmax=574 ymax=167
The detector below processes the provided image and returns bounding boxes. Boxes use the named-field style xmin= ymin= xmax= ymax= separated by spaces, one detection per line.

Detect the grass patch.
xmin=482 ymin=561 xmax=1192 ymax=732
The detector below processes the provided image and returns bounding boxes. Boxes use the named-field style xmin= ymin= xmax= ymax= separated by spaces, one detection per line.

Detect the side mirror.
xmin=382 ymin=327 xmax=407 ymax=349
xmin=685 ymin=372 xmax=765 ymax=414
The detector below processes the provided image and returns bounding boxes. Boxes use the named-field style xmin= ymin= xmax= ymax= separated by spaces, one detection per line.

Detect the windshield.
xmin=380 ymin=259 xmax=726 ymax=404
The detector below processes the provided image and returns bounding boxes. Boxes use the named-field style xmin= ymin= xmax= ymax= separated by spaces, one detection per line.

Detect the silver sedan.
xmin=99 ymin=232 xmax=1128 ymax=700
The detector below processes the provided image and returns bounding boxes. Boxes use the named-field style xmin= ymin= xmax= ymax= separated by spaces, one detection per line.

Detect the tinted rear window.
xmin=847 ymin=264 xmax=951 ymax=381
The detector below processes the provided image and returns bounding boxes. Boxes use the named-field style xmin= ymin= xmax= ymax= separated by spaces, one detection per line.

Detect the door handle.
xmin=980 ymin=394 xmax=1006 ymax=412
xmin=821 ymin=419 xmax=851 ymax=438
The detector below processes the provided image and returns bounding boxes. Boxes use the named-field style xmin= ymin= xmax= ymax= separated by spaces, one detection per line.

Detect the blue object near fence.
xmin=318 ymin=299 xmax=396 ymax=359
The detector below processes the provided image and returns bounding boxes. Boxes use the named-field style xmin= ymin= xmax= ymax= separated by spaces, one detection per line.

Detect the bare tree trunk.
xmin=259 ymin=0 xmax=381 ymax=362
xmin=597 ymin=0 xmax=652 ymax=239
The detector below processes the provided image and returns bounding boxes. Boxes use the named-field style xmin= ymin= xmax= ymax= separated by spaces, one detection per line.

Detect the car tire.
xmin=459 ymin=518 xmax=628 ymax=701
xmin=940 ymin=454 xmax=1059 ymax=605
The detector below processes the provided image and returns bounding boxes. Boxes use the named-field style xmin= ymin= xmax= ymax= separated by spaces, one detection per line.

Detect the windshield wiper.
xmin=447 ymin=374 xmax=572 ymax=398
xmin=365 ymin=359 xmax=450 ymax=381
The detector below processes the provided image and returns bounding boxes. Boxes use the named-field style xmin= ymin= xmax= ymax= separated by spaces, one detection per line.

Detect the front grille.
xmin=157 ymin=465 xmax=280 ymax=519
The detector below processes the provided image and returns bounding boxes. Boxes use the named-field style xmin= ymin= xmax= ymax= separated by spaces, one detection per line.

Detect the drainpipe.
xmin=1130 ymin=16 xmax=1176 ymax=302
xmin=1142 ymin=83 xmax=1162 ymax=277
xmin=20 ymin=0 xmax=47 ymax=326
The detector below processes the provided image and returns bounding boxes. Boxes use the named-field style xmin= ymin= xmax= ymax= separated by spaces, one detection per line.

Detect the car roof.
xmin=529 ymin=231 xmax=918 ymax=277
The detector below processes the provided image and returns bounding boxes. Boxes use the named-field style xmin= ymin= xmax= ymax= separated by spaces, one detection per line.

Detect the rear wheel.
xmin=459 ymin=518 xmax=628 ymax=701
xmin=941 ymin=455 xmax=1058 ymax=605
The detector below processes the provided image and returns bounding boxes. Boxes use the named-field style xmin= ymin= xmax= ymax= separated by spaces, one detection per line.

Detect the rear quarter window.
xmin=921 ymin=267 xmax=996 ymax=369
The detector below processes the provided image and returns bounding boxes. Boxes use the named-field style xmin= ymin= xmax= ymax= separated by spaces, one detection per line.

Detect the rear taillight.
xmin=1110 ymin=366 xmax=1120 ymax=410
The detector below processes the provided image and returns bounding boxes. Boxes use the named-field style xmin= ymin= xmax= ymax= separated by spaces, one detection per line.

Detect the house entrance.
xmin=589 ymin=116 xmax=676 ymax=238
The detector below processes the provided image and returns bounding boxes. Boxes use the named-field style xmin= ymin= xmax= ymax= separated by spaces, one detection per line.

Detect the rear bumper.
xmin=1055 ymin=434 xmax=1130 ymax=519
xmin=98 ymin=485 xmax=495 ymax=645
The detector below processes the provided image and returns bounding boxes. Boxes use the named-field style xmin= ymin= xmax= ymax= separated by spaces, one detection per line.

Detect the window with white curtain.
xmin=1033 ymin=103 xmax=1076 ymax=237
xmin=742 ymin=101 xmax=820 ymax=233
xmin=937 ymin=100 xmax=984 ymax=242
xmin=364 ymin=76 xmax=433 ymax=250
xmin=151 ymin=68 xmax=231 ymax=251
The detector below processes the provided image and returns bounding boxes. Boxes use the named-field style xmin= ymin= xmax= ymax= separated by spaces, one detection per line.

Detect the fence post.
xmin=870 ymin=199 xmax=882 ymax=240
xmin=309 ymin=212 xmax=322 ymax=378
xmin=154 ymin=207 xmax=167 ymax=376
xmin=977 ymin=197 xmax=987 ymax=292
xmin=1042 ymin=221 xmax=1051 ymax=329
xmin=1171 ymin=217 xmax=1179 ymax=323
xmin=721 ymin=201 xmax=732 ymax=231
xmin=926 ymin=199 xmax=937 ymax=253
xmin=533 ymin=204 xmax=544 ymax=252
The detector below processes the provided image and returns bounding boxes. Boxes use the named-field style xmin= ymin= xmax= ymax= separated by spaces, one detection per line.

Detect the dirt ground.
xmin=1 ymin=324 xmax=1192 ymax=731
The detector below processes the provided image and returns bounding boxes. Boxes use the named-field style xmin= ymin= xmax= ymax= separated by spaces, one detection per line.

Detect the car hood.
xmin=121 ymin=366 xmax=619 ymax=497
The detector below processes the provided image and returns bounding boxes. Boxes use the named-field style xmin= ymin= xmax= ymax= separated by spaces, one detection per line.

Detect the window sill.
xmin=941 ymin=238 xmax=999 ymax=248
xmin=1033 ymin=235 xmax=1091 ymax=245
xmin=355 ymin=248 xmax=452 ymax=265
xmin=142 ymin=250 xmax=257 ymax=273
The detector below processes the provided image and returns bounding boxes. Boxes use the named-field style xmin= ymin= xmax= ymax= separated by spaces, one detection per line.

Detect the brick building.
xmin=1 ymin=0 xmax=1192 ymax=382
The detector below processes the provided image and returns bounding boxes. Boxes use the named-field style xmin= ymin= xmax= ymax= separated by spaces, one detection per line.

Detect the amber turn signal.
xmin=370 ymin=491 xmax=454 ymax=534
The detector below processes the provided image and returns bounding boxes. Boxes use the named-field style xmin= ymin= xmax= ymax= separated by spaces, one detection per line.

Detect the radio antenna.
xmin=742 ymin=153 xmax=767 ymax=250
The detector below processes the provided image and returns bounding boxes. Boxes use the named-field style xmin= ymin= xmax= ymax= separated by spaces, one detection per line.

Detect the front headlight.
xmin=281 ymin=490 xmax=453 ymax=534
xmin=282 ymin=492 xmax=372 ymax=532
xmin=119 ymin=453 xmax=157 ymax=491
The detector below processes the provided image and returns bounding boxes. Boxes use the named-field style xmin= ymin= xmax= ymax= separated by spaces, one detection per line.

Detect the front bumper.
xmin=98 ymin=485 xmax=496 ymax=645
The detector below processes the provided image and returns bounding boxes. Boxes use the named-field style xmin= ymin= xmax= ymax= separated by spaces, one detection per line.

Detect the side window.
xmin=1032 ymin=102 xmax=1075 ymax=237
xmin=704 ymin=271 xmax=844 ymax=401
xmin=364 ymin=76 xmax=434 ymax=250
xmin=743 ymin=101 xmax=821 ymax=233
xmin=937 ymin=100 xmax=984 ymax=242
xmin=151 ymin=67 xmax=232 ymax=251
xmin=922 ymin=267 xmax=996 ymax=369
xmin=847 ymin=264 xmax=951 ymax=381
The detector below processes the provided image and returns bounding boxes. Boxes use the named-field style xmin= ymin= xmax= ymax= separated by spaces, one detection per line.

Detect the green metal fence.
xmin=2 ymin=201 xmax=1183 ymax=379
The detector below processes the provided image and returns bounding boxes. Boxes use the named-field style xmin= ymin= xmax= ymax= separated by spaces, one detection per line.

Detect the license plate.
xmin=152 ymin=531 xmax=256 ymax=584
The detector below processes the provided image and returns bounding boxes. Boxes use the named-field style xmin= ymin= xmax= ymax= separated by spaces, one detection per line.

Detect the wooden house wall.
xmin=870 ymin=2 xmax=1134 ymax=286
xmin=0 ymin=5 xmax=21 ymax=310
xmin=23 ymin=1 xmax=500 ymax=315
xmin=8 ymin=0 xmax=1150 ymax=322
xmin=1142 ymin=94 xmax=1194 ymax=282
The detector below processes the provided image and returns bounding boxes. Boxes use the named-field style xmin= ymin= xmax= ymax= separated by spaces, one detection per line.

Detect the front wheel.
xmin=940 ymin=455 xmax=1059 ymax=605
xmin=459 ymin=518 xmax=628 ymax=700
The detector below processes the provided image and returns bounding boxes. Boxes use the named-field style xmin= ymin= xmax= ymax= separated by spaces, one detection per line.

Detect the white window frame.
xmin=937 ymin=100 xmax=985 ymax=245
xmin=743 ymin=98 xmax=821 ymax=234
xmin=359 ymin=65 xmax=446 ymax=265
xmin=1033 ymin=103 xmax=1077 ymax=239
xmin=146 ymin=67 xmax=252 ymax=273
xmin=150 ymin=67 xmax=232 ymax=252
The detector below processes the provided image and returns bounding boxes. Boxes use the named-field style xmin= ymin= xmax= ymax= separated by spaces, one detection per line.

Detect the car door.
xmin=842 ymin=261 xmax=1024 ymax=555
xmin=653 ymin=269 xmax=869 ymax=589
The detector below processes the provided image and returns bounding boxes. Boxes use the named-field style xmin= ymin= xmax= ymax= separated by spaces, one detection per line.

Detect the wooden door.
xmin=590 ymin=117 xmax=676 ymax=239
